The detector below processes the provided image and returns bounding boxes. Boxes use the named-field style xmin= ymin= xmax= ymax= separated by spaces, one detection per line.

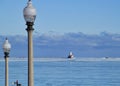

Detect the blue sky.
xmin=0 ymin=0 xmax=120 ymax=35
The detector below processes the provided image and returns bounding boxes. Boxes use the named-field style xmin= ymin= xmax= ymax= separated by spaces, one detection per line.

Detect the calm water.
xmin=0 ymin=58 xmax=120 ymax=86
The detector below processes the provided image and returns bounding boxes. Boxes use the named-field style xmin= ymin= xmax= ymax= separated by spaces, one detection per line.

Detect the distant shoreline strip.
xmin=0 ymin=58 xmax=120 ymax=62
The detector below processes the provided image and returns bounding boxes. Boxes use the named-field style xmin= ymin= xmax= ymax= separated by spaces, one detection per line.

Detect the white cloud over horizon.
xmin=0 ymin=31 xmax=120 ymax=58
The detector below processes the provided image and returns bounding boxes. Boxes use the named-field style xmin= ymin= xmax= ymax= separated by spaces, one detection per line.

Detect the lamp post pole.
xmin=23 ymin=1 xmax=36 ymax=86
xmin=26 ymin=22 xmax=34 ymax=86
xmin=3 ymin=38 xmax=11 ymax=86
xmin=5 ymin=55 xmax=9 ymax=86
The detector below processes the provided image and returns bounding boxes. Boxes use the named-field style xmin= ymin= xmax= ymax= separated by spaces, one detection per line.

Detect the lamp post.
xmin=3 ymin=38 xmax=11 ymax=86
xmin=23 ymin=0 xmax=36 ymax=86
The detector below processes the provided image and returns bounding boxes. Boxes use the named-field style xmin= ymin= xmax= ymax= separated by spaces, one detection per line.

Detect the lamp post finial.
xmin=6 ymin=37 xmax=8 ymax=40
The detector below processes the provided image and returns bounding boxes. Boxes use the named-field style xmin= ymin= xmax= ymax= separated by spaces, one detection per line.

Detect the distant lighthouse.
xmin=68 ymin=51 xmax=74 ymax=59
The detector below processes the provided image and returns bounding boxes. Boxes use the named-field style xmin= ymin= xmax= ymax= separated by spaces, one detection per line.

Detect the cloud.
xmin=0 ymin=32 xmax=120 ymax=57
xmin=33 ymin=32 xmax=120 ymax=57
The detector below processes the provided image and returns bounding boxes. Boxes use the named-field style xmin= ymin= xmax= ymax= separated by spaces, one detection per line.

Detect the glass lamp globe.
xmin=3 ymin=38 xmax=11 ymax=53
xmin=23 ymin=1 xmax=36 ymax=23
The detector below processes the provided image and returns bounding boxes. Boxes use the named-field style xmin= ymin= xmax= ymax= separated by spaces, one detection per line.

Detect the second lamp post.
xmin=3 ymin=38 xmax=11 ymax=86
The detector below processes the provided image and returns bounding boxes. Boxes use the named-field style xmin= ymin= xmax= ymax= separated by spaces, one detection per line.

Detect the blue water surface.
xmin=0 ymin=60 xmax=120 ymax=86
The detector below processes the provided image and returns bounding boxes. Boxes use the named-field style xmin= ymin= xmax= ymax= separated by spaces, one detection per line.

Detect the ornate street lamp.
xmin=23 ymin=0 xmax=36 ymax=86
xmin=3 ymin=38 xmax=11 ymax=86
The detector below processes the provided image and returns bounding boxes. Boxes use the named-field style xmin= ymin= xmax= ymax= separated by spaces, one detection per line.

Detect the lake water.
xmin=0 ymin=58 xmax=120 ymax=86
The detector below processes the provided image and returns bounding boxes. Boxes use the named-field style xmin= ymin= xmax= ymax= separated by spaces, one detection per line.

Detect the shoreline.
xmin=0 ymin=57 xmax=120 ymax=62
